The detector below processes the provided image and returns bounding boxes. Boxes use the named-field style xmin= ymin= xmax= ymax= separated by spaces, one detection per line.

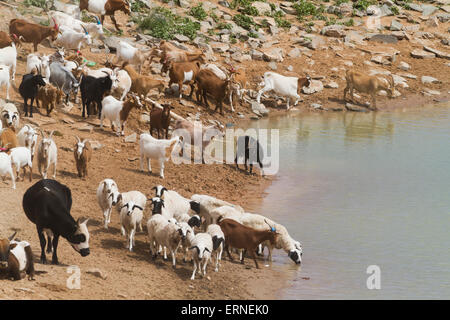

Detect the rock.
xmin=210 ymin=42 xmax=230 ymax=53
xmin=345 ymin=31 xmax=365 ymax=45
xmin=251 ymin=101 xmax=269 ymax=116
xmin=280 ymin=2 xmax=297 ymax=15
xmin=410 ymin=49 xmax=435 ymax=59
xmin=325 ymin=81 xmax=339 ymax=89
xmin=437 ymin=13 xmax=450 ymax=23
xmin=310 ymin=103 xmax=323 ymax=110
xmin=294 ymin=35 xmax=325 ymax=50
xmin=442 ymin=6 xmax=450 ymax=14
xmin=53 ymin=0 xmax=80 ymax=16
xmin=250 ymin=49 xmax=264 ymax=60
xmin=391 ymin=31 xmax=407 ymax=40
xmin=426 ymin=16 xmax=439 ymax=27
xmin=397 ymin=72 xmax=417 ymax=79
xmin=286 ymin=65 xmax=293 ymax=71
xmin=366 ymin=5 xmax=380 ymax=16
xmin=179 ymin=0 xmax=191 ymax=8
xmin=422 ymin=5 xmax=438 ymax=16
xmin=423 ymin=46 xmax=450 ymax=59
xmin=174 ymin=34 xmax=190 ymax=42
xmin=338 ymin=3 xmax=353 ymax=17
xmin=62 ymin=118 xmax=75 ymax=125
xmin=251 ymin=2 xmax=271 ymax=14
xmin=262 ymin=48 xmax=284 ymax=62
xmin=369 ymin=34 xmax=398 ymax=44
xmin=390 ymin=20 xmax=403 ymax=31
xmin=421 ymin=76 xmax=440 ymax=84
xmin=125 ymin=133 xmax=137 ymax=143
xmin=423 ymin=88 xmax=441 ymax=96
xmin=345 ymin=103 xmax=369 ymax=112
xmin=302 ymin=80 xmax=323 ymax=94
xmin=14 ymin=287 xmax=34 ymax=293
xmin=408 ymin=3 xmax=423 ymax=12
xmin=288 ymin=48 xmax=301 ymax=58
xmin=371 ymin=55 xmax=391 ymax=65
xmin=320 ymin=25 xmax=346 ymax=38
xmin=87 ymin=268 xmax=107 ymax=280
xmin=380 ymin=4 xmax=393 ymax=16
xmin=90 ymin=141 xmax=103 ymax=150
xmin=398 ymin=61 xmax=411 ymax=71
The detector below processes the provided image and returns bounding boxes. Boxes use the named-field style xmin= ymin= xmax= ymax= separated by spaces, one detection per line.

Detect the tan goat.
xmin=36 ymin=84 xmax=64 ymax=116
xmin=168 ymin=61 xmax=202 ymax=100
xmin=0 ymin=127 xmax=17 ymax=152
xmin=122 ymin=62 xmax=165 ymax=98
xmin=343 ymin=70 xmax=395 ymax=110
xmin=73 ymin=136 xmax=92 ymax=178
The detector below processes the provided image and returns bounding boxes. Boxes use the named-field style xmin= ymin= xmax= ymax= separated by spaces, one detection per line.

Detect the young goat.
xmin=73 ymin=136 xmax=92 ymax=178
xmin=168 ymin=61 xmax=201 ymax=100
xmin=37 ymin=130 xmax=57 ymax=179
xmin=96 ymin=178 xmax=120 ymax=229
xmin=149 ymin=103 xmax=171 ymax=139
xmin=0 ymin=42 xmax=17 ymax=81
xmin=0 ymin=127 xmax=18 ymax=151
xmin=0 ymin=65 xmax=11 ymax=100
xmin=218 ymin=218 xmax=278 ymax=269
xmin=122 ymin=62 xmax=165 ymax=98
xmin=17 ymin=125 xmax=38 ymax=161
xmin=0 ymin=233 xmax=35 ymax=280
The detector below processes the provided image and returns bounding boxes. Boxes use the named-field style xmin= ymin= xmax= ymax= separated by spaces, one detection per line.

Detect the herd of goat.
xmin=0 ymin=0 xmax=398 ymax=283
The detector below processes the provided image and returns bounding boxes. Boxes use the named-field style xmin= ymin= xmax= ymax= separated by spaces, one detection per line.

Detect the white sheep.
xmin=190 ymin=194 xmax=244 ymax=227
xmin=0 ymin=65 xmax=10 ymax=100
xmin=139 ymin=134 xmax=182 ymax=179
xmin=179 ymin=221 xmax=195 ymax=263
xmin=96 ymin=178 xmax=120 ymax=229
xmin=0 ymin=42 xmax=16 ymax=81
xmin=206 ymin=224 xmax=225 ymax=272
xmin=9 ymin=147 xmax=32 ymax=182
xmin=154 ymin=186 xmax=201 ymax=223
xmin=17 ymin=125 xmax=38 ymax=161
xmin=147 ymin=215 xmax=189 ymax=268
xmin=0 ymin=102 xmax=19 ymax=130
xmin=189 ymin=233 xmax=213 ymax=280
xmin=0 ymin=151 xmax=15 ymax=189
xmin=119 ymin=198 xmax=145 ymax=252
xmin=116 ymin=190 xmax=146 ymax=236
xmin=237 ymin=212 xmax=302 ymax=265
xmin=37 ymin=130 xmax=57 ymax=179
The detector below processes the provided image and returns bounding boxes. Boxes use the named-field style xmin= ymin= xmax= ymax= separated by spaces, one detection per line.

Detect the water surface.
xmin=250 ymin=105 xmax=450 ymax=299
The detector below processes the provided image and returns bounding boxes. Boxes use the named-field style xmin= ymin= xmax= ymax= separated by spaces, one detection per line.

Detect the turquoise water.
xmin=251 ymin=105 xmax=450 ymax=299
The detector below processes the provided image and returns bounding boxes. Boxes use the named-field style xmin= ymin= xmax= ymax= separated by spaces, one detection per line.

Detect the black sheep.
xmin=80 ymin=73 xmax=113 ymax=118
xmin=18 ymin=70 xmax=46 ymax=117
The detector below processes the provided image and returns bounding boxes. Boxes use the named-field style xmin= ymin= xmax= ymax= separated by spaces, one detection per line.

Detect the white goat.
xmin=139 ymin=134 xmax=182 ymax=179
xmin=55 ymin=26 xmax=92 ymax=51
xmin=116 ymin=191 xmax=146 ymax=236
xmin=37 ymin=130 xmax=57 ymax=179
xmin=112 ymin=68 xmax=131 ymax=101
xmin=9 ymin=147 xmax=33 ymax=182
xmin=17 ymin=125 xmax=38 ymax=161
xmin=189 ymin=233 xmax=213 ymax=280
xmin=0 ymin=65 xmax=10 ymax=100
xmin=190 ymin=194 xmax=244 ymax=228
xmin=256 ymin=72 xmax=311 ymax=110
xmin=115 ymin=41 xmax=150 ymax=73
xmin=119 ymin=198 xmax=146 ymax=252
xmin=96 ymin=178 xmax=121 ymax=229
xmin=0 ymin=151 xmax=15 ymax=189
xmin=49 ymin=11 xmax=103 ymax=38
xmin=0 ymin=103 xmax=19 ymax=129
xmin=100 ymin=95 xmax=123 ymax=136
xmin=26 ymin=53 xmax=51 ymax=83
xmin=0 ymin=43 xmax=16 ymax=81
xmin=206 ymin=224 xmax=225 ymax=272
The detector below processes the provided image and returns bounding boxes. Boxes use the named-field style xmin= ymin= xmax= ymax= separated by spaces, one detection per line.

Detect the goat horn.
xmin=39 ymin=129 xmax=46 ymax=138
xmin=75 ymin=136 xmax=81 ymax=143
xmin=81 ymin=25 xmax=88 ymax=34
xmin=8 ymin=231 xmax=17 ymax=241
xmin=49 ymin=130 xmax=54 ymax=139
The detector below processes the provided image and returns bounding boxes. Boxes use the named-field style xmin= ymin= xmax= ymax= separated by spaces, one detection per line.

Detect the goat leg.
xmin=110 ymin=15 xmax=122 ymax=32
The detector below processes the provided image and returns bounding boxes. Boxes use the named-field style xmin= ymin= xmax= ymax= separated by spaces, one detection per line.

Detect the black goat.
xmin=235 ymin=135 xmax=265 ymax=176
xmin=80 ymin=72 xmax=113 ymax=118
xmin=18 ymin=68 xmax=46 ymax=117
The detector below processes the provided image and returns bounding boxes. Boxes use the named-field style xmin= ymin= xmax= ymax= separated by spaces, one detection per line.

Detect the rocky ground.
xmin=0 ymin=0 xmax=448 ymax=299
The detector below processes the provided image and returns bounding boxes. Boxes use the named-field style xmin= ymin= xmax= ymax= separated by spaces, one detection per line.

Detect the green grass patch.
xmin=233 ymin=14 xmax=257 ymax=31
xmin=189 ymin=4 xmax=208 ymax=21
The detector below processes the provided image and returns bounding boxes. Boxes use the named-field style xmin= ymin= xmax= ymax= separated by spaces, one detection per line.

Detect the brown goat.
xmin=80 ymin=0 xmax=131 ymax=32
xmin=344 ymin=70 xmax=395 ymax=110
xmin=73 ymin=137 xmax=92 ymax=178
xmin=9 ymin=19 xmax=59 ymax=52
xmin=150 ymin=103 xmax=172 ymax=139
xmin=0 ymin=32 xmax=22 ymax=49
xmin=122 ymin=62 xmax=165 ymax=98
xmin=36 ymin=84 xmax=64 ymax=116
xmin=0 ymin=127 xmax=17 ymax=152
xmin=195 ymin=69 xmax=231 ymax=115
xmin=118 ymin=93 xmax=143 ymax=135
xmin=218 ymin=218 xmax=278 ymax=269
xmin=168 ymin=61 xmax=201 ymax=100
xmin=0 ymin=232 xmax=35 ymax=281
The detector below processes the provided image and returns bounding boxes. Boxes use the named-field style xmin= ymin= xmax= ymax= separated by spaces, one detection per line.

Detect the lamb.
xmin=0 ymin=102 xmax=19 ymax=129
xmin=37 ymin=130 xmax=57 ymax=179
xmin=0 ymin=65 xmax=10 ymax=100
xmin=147 ymin=215 xmax=189 ymax=268
xmin=343 ymin=70 xmax=395 ymax=110
xmin=0 ymin=127 xmax=18 ymax=151
xmin=96 ymin=178 xmax=120 ymax=229
xmin=206 ymin=224 xmax=225 ymax=272
xmin=0 ymin=151 xmax=15 ymax=189
xmin=190 ymin=194 xmax=244 ymax=228
xmin=116 ymin=191 xmax=146 ymax=237
xmin=189 ymin=232 xmax=213 ymax=280
xmin=73 ymin=136 xmax=92 ymax=178
xmin=100 ymin=93 xmax=142 ymax=136
xmin=0 ymin=233 xmax=35 ymax=281
xmin=139 ymin=134 xmax=182 ymax=179
xmin=119 ymin=198 xmax=146 ymax=252
xmin=256 ymin=72 xmax=311 ymax=110
xmin=9 ymin=147 xmax=33 ymax=182
xmin=17 ymin=125 xmax=38 ymax=161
